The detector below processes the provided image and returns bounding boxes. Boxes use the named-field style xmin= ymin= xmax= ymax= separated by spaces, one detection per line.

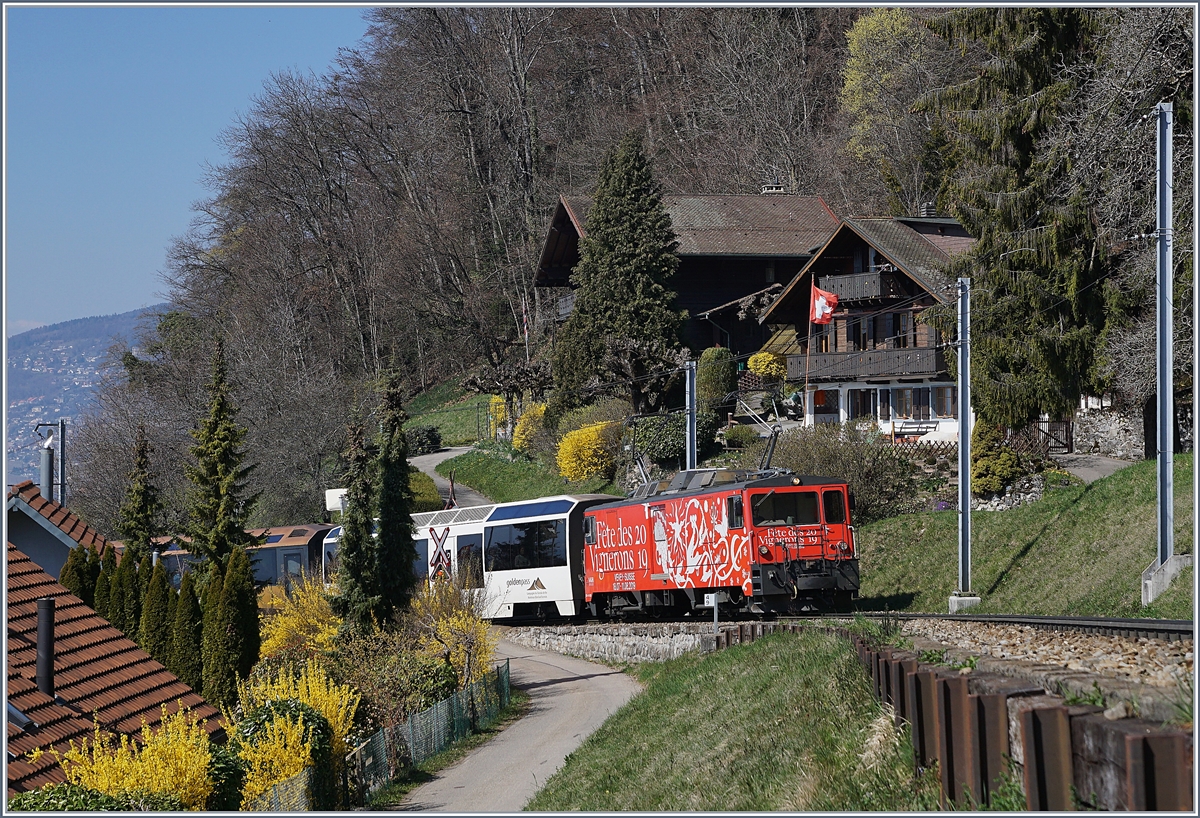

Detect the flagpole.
xmin=804 ymin=280 xmax=815 ymax=407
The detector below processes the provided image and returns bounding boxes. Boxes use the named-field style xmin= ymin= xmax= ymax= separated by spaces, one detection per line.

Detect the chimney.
xmin=761 ymin=183 xmax=786 ymax=195
xmin=40 ymin=436 xmax=55 ymax=503
xmin=36 ymin=597 xmax=55 ymax=697
xmin=919 ymin=201 xmax=936 ymax=218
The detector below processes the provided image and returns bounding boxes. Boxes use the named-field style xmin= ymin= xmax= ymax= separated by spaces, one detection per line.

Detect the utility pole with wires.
xmin=34 ymin=419 xmax=66 ymax=504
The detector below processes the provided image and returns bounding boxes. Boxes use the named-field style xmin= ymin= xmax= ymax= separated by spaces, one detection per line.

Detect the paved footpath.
xmin=396 ymin=638 xmax=642 ymax=812
xmin=409 ymin=446 xmax=491 ymax=508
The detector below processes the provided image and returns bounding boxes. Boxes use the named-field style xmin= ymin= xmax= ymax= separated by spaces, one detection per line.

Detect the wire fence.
xmin=346 ymin=659 xmax=512 ymax=806
xmin=251 ymin=660 xmax=511 ymax=810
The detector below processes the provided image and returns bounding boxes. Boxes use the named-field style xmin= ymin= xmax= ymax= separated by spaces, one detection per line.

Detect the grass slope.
xmin=526 ymin=631 xmax=940 ymax=811
xmin=406 ymin=382 xmax=491 ymax=446
xmin=435 ymin=445 xmax=620 ymax=504
xmin=857 ymin=455 xmax=1193 ymax=619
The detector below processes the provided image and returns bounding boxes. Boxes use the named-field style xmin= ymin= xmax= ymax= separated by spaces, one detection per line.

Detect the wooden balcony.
xmin=786 ymin=346 xmax=946 ymax=381
xmin=817 ymin=271 xmax=903 ymax=301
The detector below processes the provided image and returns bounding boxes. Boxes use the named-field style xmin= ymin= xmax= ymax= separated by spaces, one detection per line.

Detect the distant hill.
xmin=6 ymin=304 xmax=169 ymax=487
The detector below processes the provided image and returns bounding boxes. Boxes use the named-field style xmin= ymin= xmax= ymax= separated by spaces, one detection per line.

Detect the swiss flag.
xmin=810 ymin=281 xmax=839 ymax=325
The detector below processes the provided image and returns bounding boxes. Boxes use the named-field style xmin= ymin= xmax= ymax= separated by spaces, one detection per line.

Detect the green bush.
xmin=971 ymin=422 xmax=1023 ymax=495
xmin=236 ymin=699 xmax=336 ymax=810
xmin=696 ymin=347 xmax=738 ymax=415
xmin=206 ymin=740 xmax=246 ymax=811
xmin=724 ymin=424 xmax=762 ymax=449
xmin=409 ymin=467 xmax=443 ymax=513
xmin=404 ymin=425 xmax=442 ymax=456
xmin=738 ymin=422 xmax=917 ymax=524
xmin=634 ymin=412 xmax=719 ymax=466
xmin=8 ymin=783 xmax=186 ymax=812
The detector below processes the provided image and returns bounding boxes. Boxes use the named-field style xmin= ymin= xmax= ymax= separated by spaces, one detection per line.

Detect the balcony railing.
xmin=817 ymin=271 xmax=903 ymax=301
xmin=787 ymin=347 xmax=946 ymax=381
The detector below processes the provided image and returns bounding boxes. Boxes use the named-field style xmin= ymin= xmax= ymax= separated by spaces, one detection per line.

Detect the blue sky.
xmin=4 ymin=4 xmax=373 ymax=336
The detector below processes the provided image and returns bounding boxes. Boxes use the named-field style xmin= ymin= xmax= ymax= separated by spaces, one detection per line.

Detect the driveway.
xmin=397 ymin=637 xmax=642 ymax=811
xmin=1052 ymin=452 xmax=1134 ymax=485
xmin=409 ymin=446 xmax=491 ymax=507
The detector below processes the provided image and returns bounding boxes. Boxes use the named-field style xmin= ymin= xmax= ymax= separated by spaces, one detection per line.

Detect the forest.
xmin=69 ymin=7 xmax=1194 ymax=533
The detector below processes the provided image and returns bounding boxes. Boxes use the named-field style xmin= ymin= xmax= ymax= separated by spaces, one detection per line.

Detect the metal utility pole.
xmin=35 ymin=419 xmax=66 ymax=504
xmin=685 ymin=360 xmax=698 ymax=470
xmin=952 ymin=277 xmax=978 ymax=612
xmin=1156 ymin=101 xmax=1174 ymax=569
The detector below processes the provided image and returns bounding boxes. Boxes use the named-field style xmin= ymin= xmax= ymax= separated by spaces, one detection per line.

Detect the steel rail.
xmin=782 ymin=612 xmax=1195 ymax=642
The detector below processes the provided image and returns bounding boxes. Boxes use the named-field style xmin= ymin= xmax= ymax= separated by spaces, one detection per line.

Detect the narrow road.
xmin=396 ymin=638 xmax=642 ymax=812
xmin=409 ymin=446 xmax=491 ymax=507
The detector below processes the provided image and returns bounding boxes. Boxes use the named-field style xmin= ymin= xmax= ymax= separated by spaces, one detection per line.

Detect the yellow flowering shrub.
xmin=512 ymin=402 xmax=546 ymax=453
xmin=237 ymin=714 xmax=314 ymax=809
xmin=488 ymin=395 xmax=507 ymax=436
xmin=409 ymin=577 xmax=497 ymax=689
xmin=40 ymin=705 xmax=213 ymax=810
xmin=236 ymin=657 xmax=359 ymax=761
xmin=259 ymin=573 xmax=341 ymax=660
xmin=556 ymin=421 xmax=620 ymax=481
xmin=748 ymin=351 xmax=787 ymax=382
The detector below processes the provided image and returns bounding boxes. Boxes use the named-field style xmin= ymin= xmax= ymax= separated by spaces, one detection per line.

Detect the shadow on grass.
xmin=983 ymin=482 xmax=1093 ymax=597
xmin=854 ymin=592 xmax=918 ymax=611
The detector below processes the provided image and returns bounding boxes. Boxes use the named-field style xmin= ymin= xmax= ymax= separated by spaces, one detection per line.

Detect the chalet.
xmin=535 ymin=192 xmax=839 ymax=355
xmin=758 ymin=216 xmax=975 ymax=438
xmin=6 ymin=542 xmax=224 ymax=794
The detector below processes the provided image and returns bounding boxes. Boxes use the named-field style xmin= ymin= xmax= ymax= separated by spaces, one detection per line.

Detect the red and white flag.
xmin=810 ymin=282 xmax=839 ymax=325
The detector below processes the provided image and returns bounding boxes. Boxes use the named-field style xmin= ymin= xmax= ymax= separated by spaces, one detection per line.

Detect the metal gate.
xmin=1036 ymin=419 xmax=1074 ymax=454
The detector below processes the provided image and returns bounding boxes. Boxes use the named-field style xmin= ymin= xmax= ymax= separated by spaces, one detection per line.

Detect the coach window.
xmin=823 ymin=491 xmax=846 ymax=525
xmin=583 ymin=516 xmax=596 ymax=545
xmin=751 ymin=490 xmax=819 ymax=527
xmin=413 ymin=538 xmax=429 ymax=581
xmin=456 ymin=534 xmax=483 ymax=588
xmin=727 ymin=495 xmax=744 ymax=529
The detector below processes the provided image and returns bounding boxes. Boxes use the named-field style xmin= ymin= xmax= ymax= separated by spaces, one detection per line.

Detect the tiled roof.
xmin=843 ymin=217 xmax=961 ymax=295
xmin=6 ymin=542 xmax=225 ymax=793
xmin=6 ymin=671 xmax=97 ymax=794
xmin=6 ymin=480 xmax=111 ymax=555
xmin=562 ymin=193 xmax=839 ymax=256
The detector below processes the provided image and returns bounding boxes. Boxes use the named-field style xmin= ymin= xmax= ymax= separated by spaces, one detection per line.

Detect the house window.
xmin=893 ymin=388 xmax=913 ymax=419
xmin=814 ymin=389 xmax=839 ymax=414
xmin=848 ymin=389 xmax=876 ymax=420
xmin=934 ymin=386 xmax=958 ymax=418
xmin=816 ymin=325 xmax=831 ymax=353
xmin=897 ymin=313 xmax=912 ymax=348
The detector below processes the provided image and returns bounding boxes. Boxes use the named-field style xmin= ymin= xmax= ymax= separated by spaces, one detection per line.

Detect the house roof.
xmin=6 ymin=542 xmax=225 ymax=793
xmin=6 ymin=670 xmax=97 ymax=794
xmin=6 ymin=480 xmax=113 ymax=558
xmin=536 ymin=193 xmax=839 ymax=286
xmin=759 ymin=217 xmax=974 ymax=323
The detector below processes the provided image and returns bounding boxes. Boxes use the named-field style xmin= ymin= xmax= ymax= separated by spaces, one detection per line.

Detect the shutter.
xmin=879 ymin=389 xmax=891 ymax=421
xmin=885 ymin=313 xmax=895 ymax=348
xmin=916 ymin=388 xmax=931 ymax=420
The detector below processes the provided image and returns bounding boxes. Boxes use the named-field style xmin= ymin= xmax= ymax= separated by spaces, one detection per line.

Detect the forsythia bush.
xmin=34 ymin=706 xmax=213 ymax=809
xmin=236 ymin=714 xmax=314 ymax=809
xmin=259 ymin=573 xmax=341 ymax=661
xmin=488 ymin=395 xmax=507 ymax=436
xmin=747 ymin=351 xmax=787 ymax=382
xmin=409 ymin=577 xmax=497 ymax=689
xmin=512 ymin=402 xmax=546 ymax=454
xmin=237 ymin=658 xmax=359 ymax=762
xmin=557 ymin=421 xmax=620 ymax=481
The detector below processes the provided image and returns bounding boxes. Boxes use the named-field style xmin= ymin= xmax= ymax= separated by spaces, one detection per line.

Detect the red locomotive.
xmin=582 ymin=468 xmax=859 ymax=616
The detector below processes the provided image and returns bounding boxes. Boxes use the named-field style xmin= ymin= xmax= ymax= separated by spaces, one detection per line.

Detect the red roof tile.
xmin=6 ymin=542 xmax=225 ymax=794
xmin=6 ymin=481 xmax=116 ymax=558
xmin=6 ymin=671 xmax=96 ymax=794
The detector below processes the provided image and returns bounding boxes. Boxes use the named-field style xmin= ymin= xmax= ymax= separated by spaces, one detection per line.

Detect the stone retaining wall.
xmin=1073 ymin=408 xmax=1145 ymax=460
xmin=504 ymin=622 xmax=717 ymax=664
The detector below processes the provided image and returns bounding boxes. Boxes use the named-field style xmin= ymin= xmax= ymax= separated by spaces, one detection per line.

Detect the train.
xmin=408 ymin=466 xmax=859 ymax=620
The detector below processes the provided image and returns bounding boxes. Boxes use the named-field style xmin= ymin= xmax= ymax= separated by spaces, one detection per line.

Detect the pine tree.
xmin=201 ymin=569 xmax=237 ymax=707
xmin=120 ymin=556 xmax=141 ymax=638
xmin=332 ymin=411 xmax=380 ymax=633
xmin=223 ymin=546 xmax=260 ymax=679
xmin=170 ymin=572 xmax=203 ymax=693
xmin=137 ymin=554 xmax=153 ymax=609
xmin=166 ymin=580 xmax=177 ymax=635
xmin=185 ymin=341 xmax=259 ymax=575
xmin=550 ymin=132 xmax=685 ymax=417
xmin=84 ymin=546 xmax=101 ymax=609
xmin=138 ymin=561 xmax=171 ymax=664
xmin=94 ymin=547 xmax=116 ymax=621
xmin=923 ymin=8 xmax=1108 ymax=427
xmin=376 ymin=374 xmax=419 ymax=622
xmin=115 ymin=425 xmax=163 ymax=564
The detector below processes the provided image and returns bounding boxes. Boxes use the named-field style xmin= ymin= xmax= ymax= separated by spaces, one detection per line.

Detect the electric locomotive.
xmin=582 ymin=468 xmax=858 ymax=616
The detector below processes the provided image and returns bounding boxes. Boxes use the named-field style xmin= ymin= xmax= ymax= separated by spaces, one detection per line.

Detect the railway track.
xmin=782 ymin=611 xmax=1194 ymax=642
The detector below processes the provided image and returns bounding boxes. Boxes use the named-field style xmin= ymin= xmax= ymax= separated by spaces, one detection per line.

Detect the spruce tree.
xmin=376 ymin=374 xmax=418 ymax=621
xmin=84 ymin=546 xmax=101 ymax=608
xmin=115 ymin=425 xmax=163 ymax=564
xmin=58 ymin=546 xmax=87 ymax=601
xmin=166 ymin=580 xmax=177 ymax=635
xmin=332 ymin=412 xmax=380 ymax=633
xmin=550 ymin=131 xmax=685 ymax=417
xmin=201 ymin=570 xmax=237 ymax=707
xmin=94 ymin=547 xmax=116 ymax=621
xmin=170 ymin=572 xmax=203 ymax=693
xmin=923 ymin=8 xmax=1108 ymax=427
xmin=138 ymin=561 xmax=171 ymax=664
xmin=184 ymin=341 xmax=258 ymax=575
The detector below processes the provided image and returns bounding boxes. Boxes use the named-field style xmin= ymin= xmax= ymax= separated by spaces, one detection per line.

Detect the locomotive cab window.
xmin=751 ymin=490 xmax=819 ymax=527
xmin=727 ymin=495 xmax=744 ymax=529
xmin=583 ymin=515 xmax=596 ymax=545
xmin=822 ymin=490 xmax=846 ymax=525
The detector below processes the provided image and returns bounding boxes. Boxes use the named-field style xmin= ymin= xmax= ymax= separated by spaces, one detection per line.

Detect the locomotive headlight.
xmin=758 ymin=545 xmax=771 ymax=557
